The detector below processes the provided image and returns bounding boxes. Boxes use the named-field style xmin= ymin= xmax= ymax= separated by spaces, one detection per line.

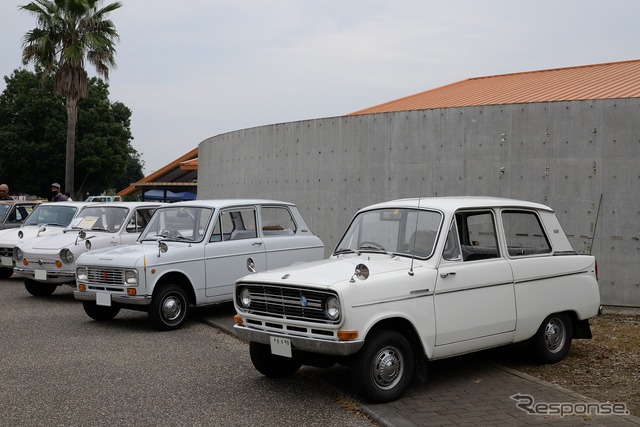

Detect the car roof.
xmin=0 ymin=200 xmax=41 ymax=205
xmin=154 ymin=199 xmax=295 ymax=209
xmin=79 ymin=202 xmax=164 ymax=209
xmin=362 ymin=196 xmax=553 ymax=215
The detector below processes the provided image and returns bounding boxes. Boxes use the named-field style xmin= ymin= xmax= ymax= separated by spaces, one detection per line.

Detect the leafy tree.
xmin=20 ymin=0 xmax=122 ymax=196
xmin=0 ymin=69 xmax=142 ymax=198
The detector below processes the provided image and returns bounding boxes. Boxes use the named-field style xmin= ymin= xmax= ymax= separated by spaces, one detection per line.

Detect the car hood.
xmin=76 ymin=241 xmax=196 ymax=268
xmin=239 ymin=253 xmax=416 ymax=289
xmin=0 ymin=225 xmax=69 ymax=247
xmin=23 ymin=230 xmax=103 ymax=251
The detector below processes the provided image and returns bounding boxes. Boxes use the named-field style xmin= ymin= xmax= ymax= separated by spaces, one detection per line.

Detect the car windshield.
xmin=140 ymin=206 xmax=213 ymax=243
xmin=22 ymin=204 xmax=79 ymax=227
xmin=68 ymin=206 xmax=128 ymax=232
xmin=334 ymin=208 xmax=442 ymax=259
xmin=0 ymin=204 xmax=9 ymax=221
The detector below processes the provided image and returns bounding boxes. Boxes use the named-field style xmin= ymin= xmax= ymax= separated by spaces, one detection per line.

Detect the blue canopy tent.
xmin=142 ymin=189 xmax=196 ymax=202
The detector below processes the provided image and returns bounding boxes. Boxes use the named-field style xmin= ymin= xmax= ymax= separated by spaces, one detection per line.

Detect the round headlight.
xmin=325 ymin=296 xmax=340 ymax=321
xmin=60 ymin=248 xmax=74 ymax=263
xmin=77 ymin=267 xmax=88 ymax=281
xmin=13 ymin=247 xmax=23 ymax=261
xmin=124 ymin=270 xmax=138 ymax=286
xmin=239 ymin=287 xmax=251 ymax=308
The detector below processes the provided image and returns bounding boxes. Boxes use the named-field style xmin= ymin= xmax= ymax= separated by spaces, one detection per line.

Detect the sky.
xmin=2 ymin=1 xmax=640 ymax=174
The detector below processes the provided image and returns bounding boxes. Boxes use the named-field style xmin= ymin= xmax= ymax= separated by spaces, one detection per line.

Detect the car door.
xmin=205 ymin=206 xmax=266 ymax=298
xmin=258 ymin=205 xmax=305 ymax=269
xmin=434 ymin=210 xmax=516 ymax=348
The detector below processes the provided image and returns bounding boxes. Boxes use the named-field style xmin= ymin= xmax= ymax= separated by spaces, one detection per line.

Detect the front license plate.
xmin=1 ymin=256 xmax=12 ymax=267
xmin=270 ymin=336 xmax=292 ymax=358
xmin=35 ymin=269 xmax=47 ymax=280
xmin=96 ymin=292 xmax=111 ymax=307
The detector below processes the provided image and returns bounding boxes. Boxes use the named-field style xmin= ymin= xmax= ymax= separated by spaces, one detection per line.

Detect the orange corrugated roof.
xmin=118 ymin=147 xmax=198 ymax=197
xmin=348 ymin=59 xmax=640 ymax=115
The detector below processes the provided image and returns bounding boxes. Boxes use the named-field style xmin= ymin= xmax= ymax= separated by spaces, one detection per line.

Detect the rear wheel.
xmin=530 ymin=313 xmax=572 ymax=363
xmin=82 ymin=301 xmax=120 ymax=321
xmin=249 ymin=341 xmax=301 ymax=378
xmin=351 ymin=329 xmax=414 ymax=403
xmin=149 ymin=284 xmax=189 ymax=331
xmin=24 ymin=279 xmax=57 ymax=296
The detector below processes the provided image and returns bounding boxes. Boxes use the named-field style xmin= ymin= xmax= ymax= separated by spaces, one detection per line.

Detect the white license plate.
xmin=35 ymin=269 xmax=47 ymax=280
xmin=270 ymin=336 xmax=292 ymax=358
xmin=96 ymin=292 xmax=111 ymax=307
xmin=1 ymin=256 xmax=12 ymax=267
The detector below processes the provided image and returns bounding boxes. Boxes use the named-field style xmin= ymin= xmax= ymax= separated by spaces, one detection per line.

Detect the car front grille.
xmin=0 ymin=246 xmax=12 ymax=258
xmin=238 ymin=283 xmax=339 ymax=324
xmin=86 ymin=267 xmax=125 ymax=286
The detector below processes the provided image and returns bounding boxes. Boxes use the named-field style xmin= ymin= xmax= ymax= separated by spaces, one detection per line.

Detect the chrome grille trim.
xmin=86 ymin=267 xmax=125 ymax=286
xmin=238 ymin=283 xmax=340 ymax=324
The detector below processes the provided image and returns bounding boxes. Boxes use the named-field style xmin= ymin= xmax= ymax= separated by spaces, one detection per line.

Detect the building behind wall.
xmin=198 ymin=60 xmax=640 ymax=308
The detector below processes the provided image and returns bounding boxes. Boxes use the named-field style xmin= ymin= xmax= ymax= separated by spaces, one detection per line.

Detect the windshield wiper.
xmin=334 ymin=248 xmax=358 ymax=255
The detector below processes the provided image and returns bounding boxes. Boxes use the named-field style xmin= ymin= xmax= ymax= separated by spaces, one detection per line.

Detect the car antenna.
xmin=409 ymin=186 xmax=424 ymax=277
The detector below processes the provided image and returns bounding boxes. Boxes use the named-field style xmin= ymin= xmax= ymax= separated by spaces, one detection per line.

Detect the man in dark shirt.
xmin=0 ymin=184 xmax=13 ymax=200
xmin=51 ymin=183 xmax=67 ymax=202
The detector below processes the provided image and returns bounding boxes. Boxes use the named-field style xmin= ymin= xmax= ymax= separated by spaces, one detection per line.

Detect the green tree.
xmin=0 ymin=69 xmax=142 ymax=198
xmin=20 ymin=0 xmax=122 ymax=196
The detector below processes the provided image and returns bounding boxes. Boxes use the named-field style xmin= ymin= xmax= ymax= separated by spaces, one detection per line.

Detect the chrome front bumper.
xmin=13 ymin=267 xmax=75 ymax=283
xmin=233 ymin=323 xmax=364 ymax=357
xmin=73 ymin=290 xmax=152 ymax=306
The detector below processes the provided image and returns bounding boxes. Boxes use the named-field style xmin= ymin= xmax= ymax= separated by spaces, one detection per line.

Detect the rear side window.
xmin=261 ymin=206 xmax=297 ymax=236
xmin=501 ymin=210 xmax=551 ymax=256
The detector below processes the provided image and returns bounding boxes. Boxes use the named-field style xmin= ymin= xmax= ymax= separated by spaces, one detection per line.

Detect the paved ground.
xmin=200 ymin=303 xmax=640 ymax=427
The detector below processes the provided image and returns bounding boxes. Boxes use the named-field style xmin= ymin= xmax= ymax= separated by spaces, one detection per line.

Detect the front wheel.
xmin=82 ymin=301 xmax=120 ymax=321
xmin=149 ymin=284 xmax=190 ymax=331
xmin=351 ymin=329 xmax=414 ymax=403
xmin=24 ymin=279 xmax=57 ymax=296
xmin=530 ymin=313 xmax=572 ymax=364
xmin=249 ymin=341 xmax=301 ymax=378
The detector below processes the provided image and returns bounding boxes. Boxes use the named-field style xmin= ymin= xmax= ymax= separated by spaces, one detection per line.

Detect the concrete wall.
xmin=198 ymin=98 xmax=640 ymax=307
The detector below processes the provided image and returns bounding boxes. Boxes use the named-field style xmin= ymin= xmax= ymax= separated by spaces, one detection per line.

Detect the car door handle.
xmin=252 ymin=241 xmax=263 ymax=246
xmin=440 ymin=272 xmax=456 ymax=278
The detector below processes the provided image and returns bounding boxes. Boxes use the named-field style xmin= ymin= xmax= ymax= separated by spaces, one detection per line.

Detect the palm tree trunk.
xmin=65 ymin=97 xmax=77 ymax=197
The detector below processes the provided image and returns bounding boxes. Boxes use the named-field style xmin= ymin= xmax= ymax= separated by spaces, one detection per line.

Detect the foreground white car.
xmin=74 ymin=199 xmax=325 ymax=330
xmin=233 ymin=197 xmax=602 ymax=403
xmin=0 ymin=202 xmax=90 ymax=279
xmin=13 ymin=202 xmax=161 ymax=296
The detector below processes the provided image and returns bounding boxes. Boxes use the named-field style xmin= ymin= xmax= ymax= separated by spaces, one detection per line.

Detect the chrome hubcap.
xmin=161 ymin=295 xmax=182 ymax=321
xmin=544 ymin=318 xmax=565 ymax=352
xmin=372 ymin=346 xmax=403 ymax=389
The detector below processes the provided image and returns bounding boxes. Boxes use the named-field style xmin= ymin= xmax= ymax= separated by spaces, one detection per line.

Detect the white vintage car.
xmin=233 ymin=197 xmax=602 ymax=403
xmin=0 ymin=202 xmax=90 ymax=279
xmin=74 ymin=199 xmax=325 ymax=330
xmin=13 ymin=202 xmax=161 ymax=296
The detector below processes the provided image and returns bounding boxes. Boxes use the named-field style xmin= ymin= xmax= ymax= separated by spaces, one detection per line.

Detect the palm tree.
xmin=20 ymin=0 xmax=122 ymax=197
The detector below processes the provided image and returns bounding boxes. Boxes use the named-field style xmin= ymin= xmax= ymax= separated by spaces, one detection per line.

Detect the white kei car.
xmin=13 ymin=202 xmax=161 ymax=296
xmin=233 ymin=197 xmax=602 ymax=403
xmin=74 ymin=199 xmax=325 ymax=330
xmin=0 ymin=202 xmax=91 ymax=279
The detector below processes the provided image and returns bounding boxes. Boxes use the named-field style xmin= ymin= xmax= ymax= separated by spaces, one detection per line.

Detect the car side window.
xmin=126 ymin=208 xmax=156 ymax=233
xmin=455 ymin=210 xmax=500 ymax=261
xmin=442 ymin=219 xmax=462 ymax=261
xmin=501 ymin=210 xmax=551 ymax=256
xmin=260 ymin=206 xmax=297 ymax=236
xmin=212 ymin=208 xmax=257 ymax=242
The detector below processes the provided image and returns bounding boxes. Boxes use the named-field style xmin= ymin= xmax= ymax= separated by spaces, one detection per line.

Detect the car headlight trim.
xmin=60 ymin=248 xmax=74 ymax=263
xmin=239 ymin=287 xmax=251 ymax=308
xmin=124 ymin=269 xmax=138 ymax=286
xmin=13 ymin=247 xmax=23 ymax=261
xmin=325 ymin=295 xmax=340 ymax=321
xmin=77 ymin=266 xmax=88 ymax=281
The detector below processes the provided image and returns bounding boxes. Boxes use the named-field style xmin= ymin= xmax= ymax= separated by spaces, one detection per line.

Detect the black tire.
xmin=0 ymin=267 xmax=13 ymax=280
xmin=148 ymin=284 xmax=189 ymax=331
xmin=351 ymin=329 xmax=414 ymax=403
xmin=82 ymin=301 xmax=120 ymax=321
xmin=24 ymin=279 xmax=57 ymax=296
xmin=530 ymin=313 xmax=573 ymax=364
xmin=249 ymin=341 xmax=301 ymax=378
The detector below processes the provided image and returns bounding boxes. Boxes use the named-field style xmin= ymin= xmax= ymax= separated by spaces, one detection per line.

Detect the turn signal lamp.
xmin=55 ymin=260 xmax=62 ymax=268
xmin=127 ymin=288 xmax=137 ymax=296
xmin=234 ymin=314 xmax=243 ymax=325
xmin=22 ymin=259 xmax=28 ymax=266
xmin=78 ymin=284 xmax=87 ymax=291
xmin=337 ymin=330 xmax=358 ymax=340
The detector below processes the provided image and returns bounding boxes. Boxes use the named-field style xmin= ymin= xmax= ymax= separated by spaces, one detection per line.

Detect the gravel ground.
xmin=491 ymin=312 xmax=640 ymax=417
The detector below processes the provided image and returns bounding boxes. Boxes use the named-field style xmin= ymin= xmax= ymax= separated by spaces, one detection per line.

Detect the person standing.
xmin=0 ymin=184 xmax=13 ymax=200
xmin=51 ymin=183 xmax=67 ymax=202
